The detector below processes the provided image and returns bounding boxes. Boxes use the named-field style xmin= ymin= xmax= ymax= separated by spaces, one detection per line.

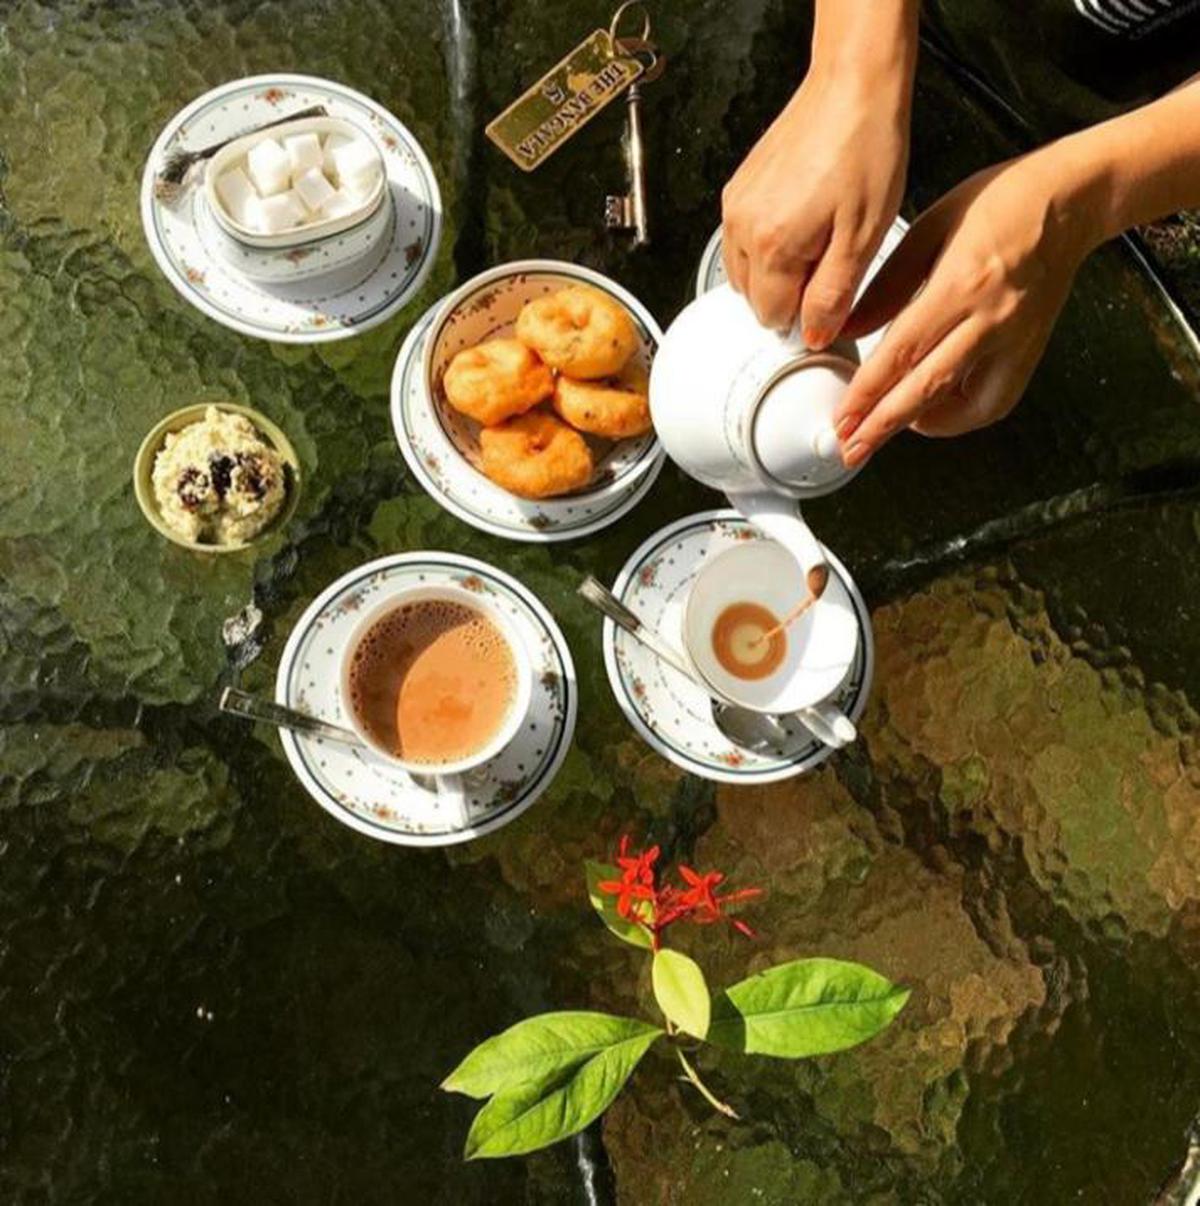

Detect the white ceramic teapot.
xmin=650 ymin=283 xmax=866 ymax=750
xmin=649 ymin=283 xmax=861 ymax=572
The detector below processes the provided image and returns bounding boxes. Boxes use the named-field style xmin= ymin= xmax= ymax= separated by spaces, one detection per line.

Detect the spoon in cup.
xmin=577 ymin=576 xmax=855 ymax=751
xmin=219 ymin=686 xmax=362 ymax=746
xmin=750 ymin=563 xmax=830 ymax=648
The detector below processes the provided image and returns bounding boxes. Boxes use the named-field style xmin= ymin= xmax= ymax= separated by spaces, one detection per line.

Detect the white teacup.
xmin=338 ymin=585 xmax=533 ymax=803
xmin=682 ymin=541 xmax=859 ymax=747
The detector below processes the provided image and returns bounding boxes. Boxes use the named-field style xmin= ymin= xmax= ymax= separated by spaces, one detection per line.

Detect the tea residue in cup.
xmin=712 ymin=602 xmax=787 ymax=681
xmin=349 ymin=600 xmax=517 ymax=763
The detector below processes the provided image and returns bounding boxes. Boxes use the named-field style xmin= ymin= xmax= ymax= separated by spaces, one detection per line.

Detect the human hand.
xmin=721 ymin=64 xmax=911 ymax=345
xmin=835 ymin=151 xmax=1105 ymax=465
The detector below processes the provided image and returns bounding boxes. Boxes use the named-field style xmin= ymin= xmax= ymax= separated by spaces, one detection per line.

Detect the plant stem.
xmin=674 ymin=1047 xmax=739 ymax=1120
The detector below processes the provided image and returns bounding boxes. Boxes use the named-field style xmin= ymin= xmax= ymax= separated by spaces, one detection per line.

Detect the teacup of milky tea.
xmin=338 ymin=586 xmax=533 ymax=787
xmin=682 ymin=540 xmax=859 ymax=716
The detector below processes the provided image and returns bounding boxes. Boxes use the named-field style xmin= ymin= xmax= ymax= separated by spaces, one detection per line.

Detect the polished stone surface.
xmin=2 ymin=1 xmax=1200 ymax=1201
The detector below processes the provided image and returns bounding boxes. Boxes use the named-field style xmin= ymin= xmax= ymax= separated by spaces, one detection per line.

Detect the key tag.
xmin=485 ymin=2 xmax=654 ymax=173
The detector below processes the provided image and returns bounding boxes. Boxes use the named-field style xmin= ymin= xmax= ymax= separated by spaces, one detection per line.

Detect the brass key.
xmin=604 ymin=13 xmax=664 ymax=246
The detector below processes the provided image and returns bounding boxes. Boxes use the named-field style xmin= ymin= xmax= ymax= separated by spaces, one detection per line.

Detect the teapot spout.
xmin=729 ymin=492 xmax=825 ymax=574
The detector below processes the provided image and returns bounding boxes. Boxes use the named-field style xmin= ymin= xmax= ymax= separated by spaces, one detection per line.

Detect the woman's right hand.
xmin=720 ymin=4 xmax=917 ymax=346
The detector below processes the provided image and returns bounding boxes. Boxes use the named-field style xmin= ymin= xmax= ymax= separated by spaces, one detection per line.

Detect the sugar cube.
xmin=322 ymin=134 xmax=350 ymax=182
xmin=241 ymin=196 xmax=265 ymax=233
xmin=246 ymin=138 xmax=290 ymax=196
xmin=344 ymin=167 xmax=382 ymax=203
xmin=342 ymin=170 xmax=381 ymax=202
xmin=284 ymin=132 xmax=322 ymax=180
xmin=321 ymin=189 xmax=360 ymax=220
xmin=293 ymin=166 xmax=337 ymax=213
xmin=332 ymin=139 xmax=380 ymax=192
xmin=215 ymin=166 xmax=258 ymax=226
xmin=257 ymin=190 xmax=307 ymax=234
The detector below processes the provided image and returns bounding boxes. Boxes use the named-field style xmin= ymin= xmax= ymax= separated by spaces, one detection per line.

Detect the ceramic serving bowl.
xmin=204 ymin=115 xmax=386 ymax=249
xmin=133 ymin=403 xmax=301 ymax=554
xmin=198 ymin=190 xmax=394 ymax=286
xmin=421 ymin=259 xmax=664 ymax=509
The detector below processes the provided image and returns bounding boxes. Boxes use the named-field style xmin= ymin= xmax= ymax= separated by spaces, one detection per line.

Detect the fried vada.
xmin=479 ymin=409 xmax=594 ymax=499
xmin=442 ymin=338 xmax=554 ymax=426
xmin=552 ymin=361 xmax=651 ymax=439
xmin=515 ymin=286 xmax=639 ymax=379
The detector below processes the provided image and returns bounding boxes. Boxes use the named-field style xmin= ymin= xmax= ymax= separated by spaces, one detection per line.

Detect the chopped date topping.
xmin=234 ymin=452 xmax=272 ymax=500
xmin=208 ymin=453 xmax=235 ymax=497
xmin=176 ymin=467 xmax=210 ymax=511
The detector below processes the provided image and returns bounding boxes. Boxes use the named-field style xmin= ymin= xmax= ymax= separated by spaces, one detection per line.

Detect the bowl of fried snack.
xmin=422 ymin=261 xmax=663 ymax=511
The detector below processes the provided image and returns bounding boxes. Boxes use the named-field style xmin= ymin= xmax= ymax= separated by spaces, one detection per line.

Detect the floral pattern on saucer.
xmin=390 ymin=302 xmax=665 ymax=543
xmin=141 ymin=74 xmax=442 ymax=344
xmin=275 ymin=553 xmax=576 ymax=846
xmin=602 ymin=510 xmax=874 ymax=784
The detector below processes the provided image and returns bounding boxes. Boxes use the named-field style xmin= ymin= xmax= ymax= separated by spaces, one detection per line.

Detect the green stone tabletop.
xmin=3 ymin=1 xmax=1200 ymax=1201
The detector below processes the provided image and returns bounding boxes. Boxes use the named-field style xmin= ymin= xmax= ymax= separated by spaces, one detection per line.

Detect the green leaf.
xmin=442 ymin=1011 xmax=662 ymax=1099
xmin=585 ymin=860 xmax=653 ymax=949
xmin=463 ymin=1024 xmax=661 ymax=1159
xmin=708 ymin=958 xmax=910 ymax=1058
xmin=652 ymin=948 xmax=711 ymax=1039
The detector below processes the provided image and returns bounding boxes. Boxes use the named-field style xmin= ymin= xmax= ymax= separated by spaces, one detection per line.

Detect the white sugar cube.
xmin=341 ymin=163 xmax=382 ymax=202
xmin=246 ymin=138 xmax=290 ymax=196
xmin=215 ymin=166 xmax=258 ymax=225
xmin=321 ymin=189 xmax=360 ymax=220
xmin=332 ymin=139 xmax=380 ymax=192
xmin=241 ymin=196 xmax=265 ymax=232
xmin=322 ymin=134 xmax=350 ymax=181
xmin=257 ymin=189 xmax=307 ymax=233
xmin=293 ymin=166 xmax=337 ymax=213
xmin=284 ymin=132 xmax=322 ymax=180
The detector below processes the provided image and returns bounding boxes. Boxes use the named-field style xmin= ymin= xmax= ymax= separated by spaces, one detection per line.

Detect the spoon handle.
xmin=219 ymin=687 xmax=362 ymax=746
xmin=182 ymin=105 xmax=328 ymax=166
xmin=578 ymin=576 xmax=698 ymax=683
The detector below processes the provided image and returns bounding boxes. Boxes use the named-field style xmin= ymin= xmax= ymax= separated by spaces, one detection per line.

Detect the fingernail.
xmin=835 ymin=414 xmax=860 ymax=441
xmin=804 ymin=326 xmax=830 ymax=348
xmin=842 ymin=440 xmax=871 ymax=468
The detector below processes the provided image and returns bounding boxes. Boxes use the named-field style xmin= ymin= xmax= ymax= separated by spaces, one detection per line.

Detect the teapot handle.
xmin=728 ymin=492 xmax=825 ymax=574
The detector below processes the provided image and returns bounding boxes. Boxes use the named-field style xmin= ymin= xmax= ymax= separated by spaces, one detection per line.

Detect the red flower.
xmin=597 ymin=836 xmax=762 ymax=947
xmin=596 ymin=876 xmax=654 ymax=920
xmin=616 ymin=834 xmax=659 ymax=887
xmin=677 ymin=865 xmax=724 ymax=917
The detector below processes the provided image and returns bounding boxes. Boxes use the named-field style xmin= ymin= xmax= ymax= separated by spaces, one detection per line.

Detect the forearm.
xmin=1043 ymin=76 xmax=1200 ymax=248
xmin=809 ymin=0 xmax=920 ymax=108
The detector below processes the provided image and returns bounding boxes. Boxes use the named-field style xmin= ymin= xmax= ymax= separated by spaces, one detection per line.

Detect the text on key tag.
xmin=485 ymin=30 xmax=644 ymax=172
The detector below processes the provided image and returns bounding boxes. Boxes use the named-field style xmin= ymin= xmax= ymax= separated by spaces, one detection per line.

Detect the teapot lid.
xmin=751 ymin=353 xmax=860 ymax=498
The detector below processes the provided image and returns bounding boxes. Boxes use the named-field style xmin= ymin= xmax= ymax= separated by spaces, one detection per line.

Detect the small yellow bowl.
xmin=133 ymin=403 xmax=301 ymax=554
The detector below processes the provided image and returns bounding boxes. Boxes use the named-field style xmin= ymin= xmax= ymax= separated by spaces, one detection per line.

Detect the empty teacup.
xmin=682 ymin=540 xmax=859 ymax=744
xmin=339 ymin=585 xmax=533 ymax=797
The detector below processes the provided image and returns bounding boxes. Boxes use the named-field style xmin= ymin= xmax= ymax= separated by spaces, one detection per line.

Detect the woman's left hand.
xmin=833 ymin=150 xmax=1103 ymax=466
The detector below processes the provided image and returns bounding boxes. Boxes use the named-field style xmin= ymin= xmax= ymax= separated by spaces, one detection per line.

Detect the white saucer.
xmin=141 ymin=74 xmax=442 ymax=343
xmin=601 ymin=510 xmax=874 ymax=784
xmin=275 ymin=553 xmax=577 ymax=845
xmin=695 ymin=217 xmax=910 ymax=362
xmin=390 ymin=301 xmax=665 ymax=543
